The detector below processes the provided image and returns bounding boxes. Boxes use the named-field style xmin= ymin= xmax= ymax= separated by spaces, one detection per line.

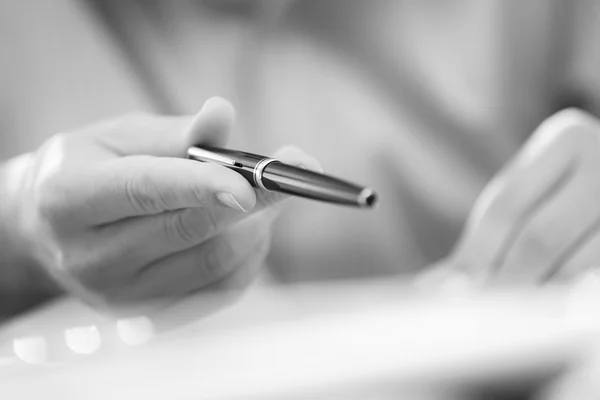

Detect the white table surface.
xmin=1 ymin=279 xmax=599 ymax=399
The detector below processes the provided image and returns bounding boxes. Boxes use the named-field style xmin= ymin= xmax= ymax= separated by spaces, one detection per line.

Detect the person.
xmin=3 ymin=0 xmax=600 ymax=319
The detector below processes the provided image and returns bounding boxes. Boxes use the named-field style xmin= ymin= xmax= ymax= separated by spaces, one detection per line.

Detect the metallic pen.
xmin=187 ymin=146 xmax=378 ymax=209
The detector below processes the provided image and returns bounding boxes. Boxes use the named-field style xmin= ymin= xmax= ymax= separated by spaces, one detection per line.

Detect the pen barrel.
xmin=187 ymin=146 xmax=377 ymax=208
xmin=262 ymin=162 xmax=371 ymax=207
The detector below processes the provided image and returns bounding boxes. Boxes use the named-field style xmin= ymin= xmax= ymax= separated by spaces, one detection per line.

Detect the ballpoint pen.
xmin=187 ymin=146 xmax=378 ymax=209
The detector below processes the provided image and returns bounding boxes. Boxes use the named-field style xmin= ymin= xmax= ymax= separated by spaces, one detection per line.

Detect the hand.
xmin=1 ymin=97 xmax=321 ymax=326
xmin=418 ymin=109 xmax=600 ymax=286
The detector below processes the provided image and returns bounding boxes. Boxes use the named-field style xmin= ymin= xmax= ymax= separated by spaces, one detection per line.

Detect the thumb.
xmin=82 ymin=97 xmax=235 ymax=157
xmin=184 ymin=96 xmax=235 ymax=149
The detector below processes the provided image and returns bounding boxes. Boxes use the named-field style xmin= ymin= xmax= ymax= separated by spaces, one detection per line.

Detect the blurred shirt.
xmin=2 ymin=0 xmax=600 ymax=282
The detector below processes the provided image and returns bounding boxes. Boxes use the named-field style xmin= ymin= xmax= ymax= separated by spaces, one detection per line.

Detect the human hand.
xmin=1 ymin=97 xmax=321 ymax=325
xmin=418 ymin=109 xmax=600 ymax=287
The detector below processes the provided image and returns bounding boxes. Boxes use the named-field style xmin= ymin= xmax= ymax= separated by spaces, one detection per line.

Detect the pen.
xmin=187 ymin=146 xmax=378 ymax=208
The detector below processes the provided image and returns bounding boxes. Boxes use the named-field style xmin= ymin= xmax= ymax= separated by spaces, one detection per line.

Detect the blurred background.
xmin=5 ymin=0 xmax=600 ymax=285
xmin=4 ymin=2 xmax=600 ymax=397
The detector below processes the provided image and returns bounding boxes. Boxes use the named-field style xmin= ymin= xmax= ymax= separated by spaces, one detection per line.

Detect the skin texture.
xmin=419 ymin=109 xmax=600 ymax=287
xmin=0 ymin=97 xmax=321 ymax=326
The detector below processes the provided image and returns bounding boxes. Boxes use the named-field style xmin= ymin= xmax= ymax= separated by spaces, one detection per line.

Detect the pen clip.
xmin=187 ymin=147 xmax=239 ymax=167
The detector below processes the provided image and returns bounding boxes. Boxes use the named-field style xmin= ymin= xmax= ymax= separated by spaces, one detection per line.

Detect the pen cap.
xmin=262 ymin=162 xmax=378 ymax=208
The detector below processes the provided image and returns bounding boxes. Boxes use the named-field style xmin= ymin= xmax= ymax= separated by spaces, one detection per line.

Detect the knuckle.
xmin=165 ymin=210 xmax=203 ymax=246
xmin=124 ymin=172 xmax=162 ymax=213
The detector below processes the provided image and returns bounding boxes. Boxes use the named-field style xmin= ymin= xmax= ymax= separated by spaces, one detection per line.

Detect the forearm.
xmin=0 ymin=154 xmax=61 ymax=320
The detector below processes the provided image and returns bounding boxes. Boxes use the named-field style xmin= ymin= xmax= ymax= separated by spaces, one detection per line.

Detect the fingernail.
xmin=216 ymin=192 xmax=247 ymax=212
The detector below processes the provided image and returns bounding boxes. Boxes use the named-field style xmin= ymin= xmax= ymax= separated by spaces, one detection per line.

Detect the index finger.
xmin=451 ymin=109 xmax=595 ymax=279
xmin=46 ymin=156 xmax=257 ymax=226
xmin=87 ymin=147 xmax=323 ymax=273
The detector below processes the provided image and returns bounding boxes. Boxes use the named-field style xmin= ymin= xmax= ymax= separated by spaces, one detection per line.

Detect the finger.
xmin=184 ymin=97 xmax=235 ymax=149
xmin=80 ymin=96 xmax=234 ymax=157
xmin=254 ymin=145 xmax=323 ymax=208
xmin=497 ymin=162 xmax=600 ymax=283
xmin=47 ymin=156 xmax=257 ymax=225
xmin=451 ymin=109 xmax=596 ymax=279
xmin=552 ymin=235 xmax=600 ymax=282
xmin=53 ymin=145 xmax=318 ymax=226
xmin=495 ymin=112 xmax=600 ymax=282
xmin=104 ymin=209 xmax=274 ymax=307
xmin=135 ymin=239 xmax=270 ymax=333
xmin=90 ymin=146 xmax=318 ymax=269
xmin=141 ymin=220 xmax=272 ymax=332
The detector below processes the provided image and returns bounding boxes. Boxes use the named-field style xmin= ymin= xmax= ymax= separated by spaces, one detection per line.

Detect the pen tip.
xmin=358 ymin=188 xmax=379 ymax=209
